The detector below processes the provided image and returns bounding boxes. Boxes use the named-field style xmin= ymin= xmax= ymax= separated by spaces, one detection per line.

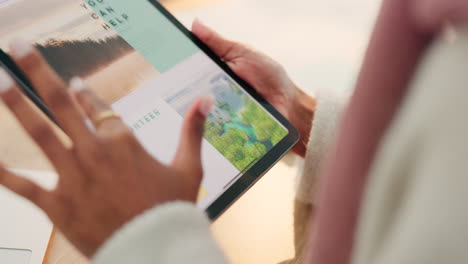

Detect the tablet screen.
xmin=0 ymin=0 xmax=291 ymax=212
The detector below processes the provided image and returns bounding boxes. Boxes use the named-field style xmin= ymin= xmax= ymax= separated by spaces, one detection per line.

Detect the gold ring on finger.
xmin=93 ymin=110 xmax=121 ymax=128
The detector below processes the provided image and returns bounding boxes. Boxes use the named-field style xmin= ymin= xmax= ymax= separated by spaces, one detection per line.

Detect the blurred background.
xmin=163 ymin=0 xmax=382 ymax=95
xmin=160 ymin=0 xmax=383 ymax=263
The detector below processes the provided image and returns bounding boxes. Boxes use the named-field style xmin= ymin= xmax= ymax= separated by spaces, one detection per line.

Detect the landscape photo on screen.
xmin=0 ymin=0 xmax=288 ymax=207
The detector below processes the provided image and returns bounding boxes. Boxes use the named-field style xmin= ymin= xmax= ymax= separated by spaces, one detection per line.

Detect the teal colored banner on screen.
xmin=85 ymin=0 xmax=199 ymax=72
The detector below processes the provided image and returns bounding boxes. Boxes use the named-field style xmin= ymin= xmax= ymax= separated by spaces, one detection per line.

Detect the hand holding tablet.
xmin=191 ymin=20 xmax=316 ymax=157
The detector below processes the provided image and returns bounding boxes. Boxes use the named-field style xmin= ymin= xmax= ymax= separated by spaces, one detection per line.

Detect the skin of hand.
xmin=192 ymin=19 xmax=316 ymax=157
xmin=0 ymin=40 xmax=213 ymax=257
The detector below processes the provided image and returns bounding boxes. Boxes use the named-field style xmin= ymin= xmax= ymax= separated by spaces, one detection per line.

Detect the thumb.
xmin=192 ymin=18 xmax=245 ymax=61
xmin=172 ymin=97 xmax=214 ymax=178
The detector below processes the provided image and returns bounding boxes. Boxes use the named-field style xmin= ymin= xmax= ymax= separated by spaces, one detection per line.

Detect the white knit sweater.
xmin=93 ymin=26 xmax=468 ymax=264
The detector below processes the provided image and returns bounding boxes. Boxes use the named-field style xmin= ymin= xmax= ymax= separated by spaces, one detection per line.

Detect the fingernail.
xmin=199 ymin=96 xmax=214 ymax=117
xmin=69 ymin=77 xmax=86 ymax=92
xmin=0 ymin=68 xmax=14 ymax=93
xmin=9 ymin=37 xmax=33 ymax=58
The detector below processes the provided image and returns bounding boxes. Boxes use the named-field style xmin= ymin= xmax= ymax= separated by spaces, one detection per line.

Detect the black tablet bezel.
xmin=145 ymin=0 xmax=300 ymax=219
xmin=0 ymin=0 xmax=300 ymax=220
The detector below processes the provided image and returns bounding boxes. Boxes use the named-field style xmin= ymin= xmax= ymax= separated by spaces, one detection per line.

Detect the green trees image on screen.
xmin=203 ymin=77 xmax=288 ymax=171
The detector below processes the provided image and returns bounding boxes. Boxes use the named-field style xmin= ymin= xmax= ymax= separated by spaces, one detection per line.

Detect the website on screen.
xmin=0 ymin=0 xmax=288 ymax=208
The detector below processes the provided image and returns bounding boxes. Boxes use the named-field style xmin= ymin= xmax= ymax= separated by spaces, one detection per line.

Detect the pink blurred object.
xmin=306 ymin=0 xmax=468 ymax=264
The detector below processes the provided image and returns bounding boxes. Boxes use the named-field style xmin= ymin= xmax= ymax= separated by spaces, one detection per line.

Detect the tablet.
xmin=0 ymin=0 xmax=299 ymax=219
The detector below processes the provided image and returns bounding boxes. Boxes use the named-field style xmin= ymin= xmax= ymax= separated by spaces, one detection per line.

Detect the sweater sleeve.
xmin=92 ymin=202 xmax=228 ymax=264
xmin=296 ymin=87 xmax=350 ymax=204
xmin=352 ymin=25 xmax=468 ymax=264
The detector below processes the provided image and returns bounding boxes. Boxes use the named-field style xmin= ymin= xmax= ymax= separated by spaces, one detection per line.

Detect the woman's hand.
xmin=0 ymin=40 xmax=212 ymax=257
xmin=192 ymin=19 xmax=316 ymax=157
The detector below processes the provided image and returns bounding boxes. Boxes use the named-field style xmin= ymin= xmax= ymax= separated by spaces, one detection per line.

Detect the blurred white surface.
xmin=172 ymin=0 xmax=382 ymax=95
xmin=0 ymin=248 xmax=31 ymax=264
xmin=0 ymin=170 xmax=56 ymax=264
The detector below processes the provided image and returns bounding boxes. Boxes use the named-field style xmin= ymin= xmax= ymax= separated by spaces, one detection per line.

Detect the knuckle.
xmin=31 ymin=123 xmax=54 ymax=142
xmin=77 ymin=90 xmax=95 ymax=106
xmin=46 ymin=87 xmax=69 ymax=109
xmin=194 ymin=167 xmax=204 ymax=181
xmin=20 ymin=183 xmax=41 ymax=201
xmin=103 ymin=124 xmax=133 ymax=143
xmin=52 ymin=192 xmax=76 ymax=224
xmin=184 ymin=165 xmax=203 ymax=182
xmin=77 ymin=93 xmax=100 ymax=115
xmin=88 ymin=92 xmax=107 ymax=109
xmin=73 ymin=142 xmax=105 ymax=163
xmin=230 ymin=41 xmax=247 ymax=55
xmin=112 ymin=132 xmax=134 ymax=148
xmin=18 ymin=51 xmax=44 ymax=75
xmin=4 ymin=90 xmax=23 ymax=109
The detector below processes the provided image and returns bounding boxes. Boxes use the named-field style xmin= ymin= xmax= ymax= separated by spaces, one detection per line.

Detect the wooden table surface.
xmin=0 ymin=1 xmax=297 ymax=263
